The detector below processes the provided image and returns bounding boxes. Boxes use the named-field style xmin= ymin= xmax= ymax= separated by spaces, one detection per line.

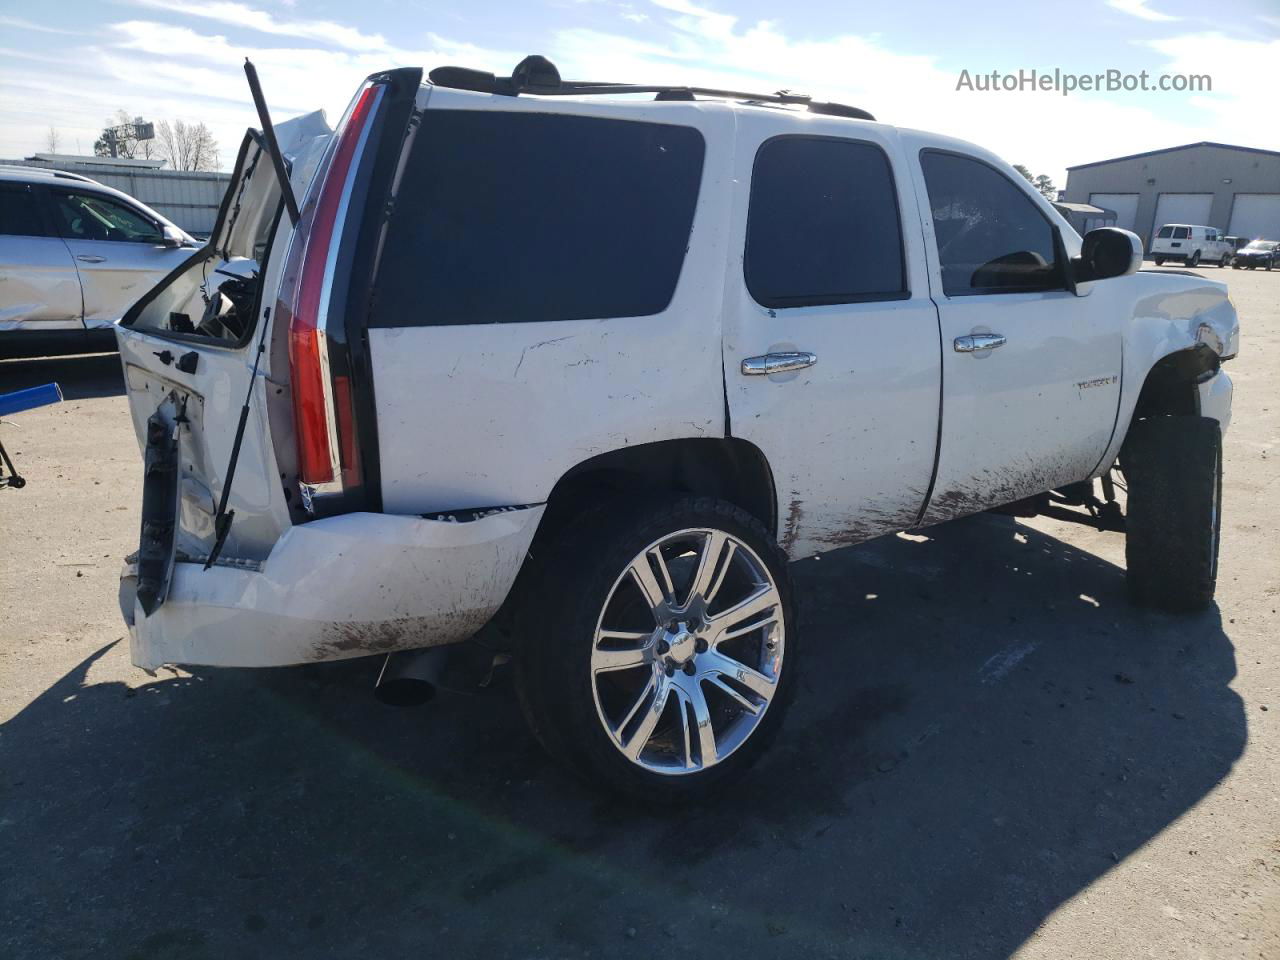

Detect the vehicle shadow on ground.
xmin=0 ymin=353 xmax=124 ymax=401
xmin=1 ymin=514 xmax=1243 ymax=960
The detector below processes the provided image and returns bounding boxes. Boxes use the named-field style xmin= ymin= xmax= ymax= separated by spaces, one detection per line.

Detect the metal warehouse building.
xmin=1062 ymin=141 xmax=1280 ymax=248
xmin=0 ymin=153 xmax=231 ymax=236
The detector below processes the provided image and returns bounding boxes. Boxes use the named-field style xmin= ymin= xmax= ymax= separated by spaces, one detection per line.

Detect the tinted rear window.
xmin=0 ymin=185 xmax=48 ymax=237
xmin=745 ymin=137 xmax=906 ymax=306
xmin=369 ymin=111 xmax=705 ymax=327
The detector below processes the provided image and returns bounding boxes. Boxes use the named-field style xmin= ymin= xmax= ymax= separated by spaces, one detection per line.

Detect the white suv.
xmin=0 ymin=167 xmax=196 ymax=357
xmin=115 ymin=57 xmax=1238 ymax=799
xmin=1151 ymin=223 xmax=1232 ymax=267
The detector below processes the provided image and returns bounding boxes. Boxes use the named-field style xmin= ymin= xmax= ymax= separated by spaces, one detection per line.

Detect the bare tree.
xmin=44 ymin=127 xmax=61 ymax=154
xmin=154 ymin=120 xmax=221 ymax=172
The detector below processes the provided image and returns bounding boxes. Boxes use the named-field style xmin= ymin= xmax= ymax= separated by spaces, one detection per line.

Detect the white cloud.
xmin=125 ymin=0 xmax=394 ymax=52
xmin=546 ymin=0 xmax=1278 ymax=185
xmin=1105 ymin=0 xmax=1179 ymax=22
xmin=0 ymin=15 xmax=81 ymax=34
xmin=0 ymin=11 xmax=519 ymax=169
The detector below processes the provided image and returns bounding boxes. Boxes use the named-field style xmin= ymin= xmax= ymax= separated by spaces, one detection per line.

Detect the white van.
xmin=1151 ymin=224 xmax=1231 ymax=267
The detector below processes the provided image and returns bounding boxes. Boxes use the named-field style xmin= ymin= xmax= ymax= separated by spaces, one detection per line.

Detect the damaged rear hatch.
xmin=117 ymin=107 xmax=333 ymax=617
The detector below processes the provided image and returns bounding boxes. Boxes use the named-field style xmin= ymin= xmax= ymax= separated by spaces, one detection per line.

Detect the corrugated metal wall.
xmin=2 ymin=160 xmax=231 ymax=236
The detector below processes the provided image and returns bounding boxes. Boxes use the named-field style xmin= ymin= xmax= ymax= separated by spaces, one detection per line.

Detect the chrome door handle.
xmin=741 ymin=352 xmax=818 ymax=376
xmin=75 ymin=255 xmax=106 ymax=263
xmin=953 ymin=333 xmax=1007 ymax=353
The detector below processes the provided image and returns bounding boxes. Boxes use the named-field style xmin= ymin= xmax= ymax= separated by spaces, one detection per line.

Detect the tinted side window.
xmin=745 ymin=137 xmax=906 ymax=307
xmin=920 ymin=151 xmax=1061 ymax=296
xmin=370 ymin=111 xmax=705 ymax=327
xmin=52 ymin=191 xmax=163 ymax=243
xmin=1173 ymin=227 xmax=1189 ymax=239
xmin=0 ymin=184 xmax=49 ymax=237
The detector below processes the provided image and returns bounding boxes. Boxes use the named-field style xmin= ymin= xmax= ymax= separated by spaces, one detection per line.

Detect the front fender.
xmin=1094 ymin=272 xmax=1238 ymax=473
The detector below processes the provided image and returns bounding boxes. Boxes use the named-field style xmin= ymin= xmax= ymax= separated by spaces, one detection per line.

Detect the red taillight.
xmin=283 ymin=83 xmax=382 ymax=487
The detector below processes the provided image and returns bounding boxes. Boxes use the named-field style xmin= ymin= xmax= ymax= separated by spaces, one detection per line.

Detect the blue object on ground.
xmin=0 ymin=383 xmax=64 ymax=417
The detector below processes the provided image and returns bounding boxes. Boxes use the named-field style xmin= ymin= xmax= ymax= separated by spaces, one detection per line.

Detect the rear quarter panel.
xmin=368 ymin=90 xmax=737 ymax=514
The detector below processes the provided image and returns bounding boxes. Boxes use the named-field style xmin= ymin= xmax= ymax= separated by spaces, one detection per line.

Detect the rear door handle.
xmin=75 ymin=255 xmax=106 ymax=264
xmin=954 ymin=334 xmax=1007 ymax=353
xmin=741 ymin=352 xmax=818 ymax=376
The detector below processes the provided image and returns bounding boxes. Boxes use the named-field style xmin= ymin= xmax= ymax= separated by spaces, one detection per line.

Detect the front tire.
xmin=514 ymin=496 xmax=797 ymax=801
xmin=1154 ymin=257 xmax=1165 ymax=266
xmin=1122 ymin=416 xmax=1222 ymax=612
xmin=1188 ymin=250 xmax=1201 ymax=267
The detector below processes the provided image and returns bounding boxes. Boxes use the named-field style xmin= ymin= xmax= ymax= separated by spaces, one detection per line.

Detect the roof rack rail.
xmin=428 ymin=55 xmax=875 ymax=122
xmin=0 ymin=165 xmax=101 ymax=186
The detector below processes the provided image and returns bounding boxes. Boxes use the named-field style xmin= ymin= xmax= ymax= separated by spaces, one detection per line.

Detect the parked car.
xmin=1151 ymin=224 xmax=1232 ymax=267
xmin=1222 ymin=235 xmax=1249 ymax=265
xmin=114 ymin=57 xmax=1238 ymax=800
xmin=0 ymin=167 xmax=198 ymax=358
xmin=1231 ymin=239 xmax=1278 ymax=270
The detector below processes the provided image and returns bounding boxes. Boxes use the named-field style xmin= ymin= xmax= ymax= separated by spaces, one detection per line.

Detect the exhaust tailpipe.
xmin=374 ymin=648 xmax=449 ymax=706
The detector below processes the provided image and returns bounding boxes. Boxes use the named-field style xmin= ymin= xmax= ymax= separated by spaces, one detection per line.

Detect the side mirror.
xmin=161 ymin=225 xmax=186 ymax=249
xmin=1075 ymin=227 xmax=1142 ymax=283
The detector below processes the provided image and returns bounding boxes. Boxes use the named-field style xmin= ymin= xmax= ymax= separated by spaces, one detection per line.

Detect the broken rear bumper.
xmin=119 ymin=506 xmax=544 ymax=670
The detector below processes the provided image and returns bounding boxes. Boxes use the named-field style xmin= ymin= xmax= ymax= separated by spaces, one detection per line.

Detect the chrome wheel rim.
xmin=590 ymin=528 xmax=785 ymax=775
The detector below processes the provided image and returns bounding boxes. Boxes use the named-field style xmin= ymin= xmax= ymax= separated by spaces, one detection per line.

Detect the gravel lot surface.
xmin=1 ymin=265 xmax=1276 ymax=959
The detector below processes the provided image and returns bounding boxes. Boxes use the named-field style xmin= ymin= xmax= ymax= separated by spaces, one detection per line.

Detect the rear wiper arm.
xmin=243 ymin=58 xmax=300 ymax=226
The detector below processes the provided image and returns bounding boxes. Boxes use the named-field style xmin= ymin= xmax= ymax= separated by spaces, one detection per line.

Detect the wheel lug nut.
xmin=664 ymin=660 xmax=675 ymax=677
xmin=656 ymin=639 xmax=669 ymax=654
xmin=694 ymin=638 xmax=708 ymax=653
xmin=682 ymin=661 xmax=696 ymax=676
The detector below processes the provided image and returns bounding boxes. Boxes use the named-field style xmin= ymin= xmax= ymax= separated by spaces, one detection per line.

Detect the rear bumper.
xmin=119 ymin=506 xmax=544 ymax=669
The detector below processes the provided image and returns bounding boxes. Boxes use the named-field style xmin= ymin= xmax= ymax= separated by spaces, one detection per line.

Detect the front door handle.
xmin=75 ymin=255 xmax=107 ymax=264
xmin=741 ymin=351 xmax=818 ymax=376
xmin=953 ymin=333 xmax=1007 ymax=353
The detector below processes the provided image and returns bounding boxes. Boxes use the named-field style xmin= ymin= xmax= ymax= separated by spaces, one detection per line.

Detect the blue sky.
xmin=1 ymin=0 xmax=1276 ymax=184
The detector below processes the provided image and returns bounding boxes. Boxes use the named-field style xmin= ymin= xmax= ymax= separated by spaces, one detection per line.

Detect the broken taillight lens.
xmin=281 ymin=82 xmax=383 ymax=490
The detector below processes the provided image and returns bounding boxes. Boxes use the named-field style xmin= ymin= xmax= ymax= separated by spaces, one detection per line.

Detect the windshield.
xmin=1243 ymin=241 xmax=1277 ymax=251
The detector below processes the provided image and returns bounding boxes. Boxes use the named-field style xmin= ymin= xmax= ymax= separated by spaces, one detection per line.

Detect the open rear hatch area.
xmin=115 ymin=65 xmax=546 ymax=670
xmin=117 ymin=109 xmax=333 ymax=591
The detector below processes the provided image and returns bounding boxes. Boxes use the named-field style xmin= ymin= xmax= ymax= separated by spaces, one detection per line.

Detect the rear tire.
xmin=1122 ymin=416 xmax=1222 ymax=613
xmin=1154 ymin=257 xmax=1165 ymax=266
xmin=513 ymin=495 xmax=797 ymax=801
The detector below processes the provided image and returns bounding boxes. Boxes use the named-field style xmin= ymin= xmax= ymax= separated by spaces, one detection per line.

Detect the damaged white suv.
xmin=116 ymin=57 xmax=1237 ymax=799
